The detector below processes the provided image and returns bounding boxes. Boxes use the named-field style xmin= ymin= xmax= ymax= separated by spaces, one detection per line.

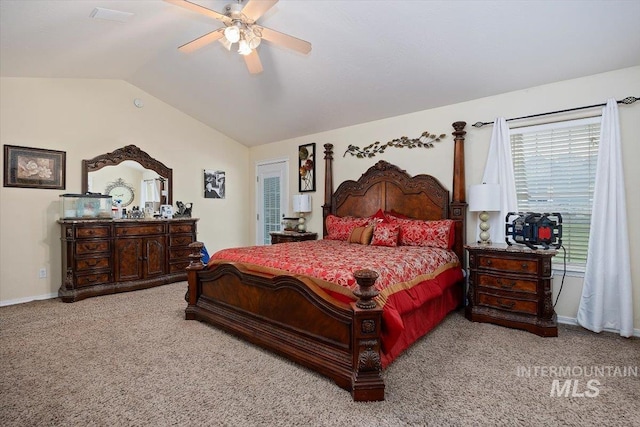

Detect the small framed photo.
xmin=204 ymin=170 xmax=226 ymax=199
xmin=3 ymin=145 xmax=66 ymax=190
xmin=298 ymin=143 xmax=315 ymax=193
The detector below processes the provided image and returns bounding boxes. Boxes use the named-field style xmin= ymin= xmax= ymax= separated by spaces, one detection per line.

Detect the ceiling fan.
xmin=165 ymin=0 xmax=312 ymax=74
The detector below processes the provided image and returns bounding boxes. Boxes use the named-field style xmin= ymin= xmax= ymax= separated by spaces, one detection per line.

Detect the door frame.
xmin=255 ymin=158 xmax=289 ymax=245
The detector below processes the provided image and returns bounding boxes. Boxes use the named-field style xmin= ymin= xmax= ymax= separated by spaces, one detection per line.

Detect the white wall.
xmin=0 ymin=78 xmax=250 ymax=303
xmin=249 ymin=66 xmax=640 ymax=333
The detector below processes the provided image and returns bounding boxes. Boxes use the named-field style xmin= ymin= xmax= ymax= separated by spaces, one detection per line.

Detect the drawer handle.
xmin=497 ymin=299 xmax=515 ymax=309
xmin=485 ymin=259 xmax=492 ymax=266
xmin=85 ymin=260 xmax=100 ymax=267
xmin=86 ymin=276 xmax=98 ymax=283
xmin=521 ymin=263 xmax=528 ymax=269
xmin=497 ymin=279 xmax=516 ymax=289
xmin=87 ymin=230 xmax=95 ymax=235
xmin=85 ymin=244 xmax=99 ymax=251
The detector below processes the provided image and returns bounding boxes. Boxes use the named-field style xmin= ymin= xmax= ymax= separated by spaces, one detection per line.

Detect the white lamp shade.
xmin=293 ymin=194 xmax=312 ymax=213
xmin=468 ymin=184 xmax=501 ymax=212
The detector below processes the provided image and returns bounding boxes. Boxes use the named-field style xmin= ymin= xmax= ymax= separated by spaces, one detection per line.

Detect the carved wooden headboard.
xmin=322 ymin=122 xmax=468 ymax=263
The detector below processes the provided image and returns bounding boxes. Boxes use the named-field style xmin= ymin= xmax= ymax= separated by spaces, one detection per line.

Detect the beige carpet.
xmin=1 ymin=282 xmax=638 ymax=426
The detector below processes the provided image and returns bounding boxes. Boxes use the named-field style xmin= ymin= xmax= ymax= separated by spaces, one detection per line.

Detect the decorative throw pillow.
xmin=368 ymin=208 xmax=388 ymax=225
xmin=384 ymin=210 xmax=411 ymax=220
xmin=370 ymin=222 xmax=400 ymax=247
xmin=396 ymin=218 xmax=455 ymax=249
xmin=325 ymin=215 xmax=368 ymax=241
xmin=348 ymin=226 xmax=374 ymax=245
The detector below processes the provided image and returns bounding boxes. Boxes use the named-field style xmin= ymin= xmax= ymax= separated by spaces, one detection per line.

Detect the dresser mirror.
xmin=81 ymin=145 xmax=172 ymax=208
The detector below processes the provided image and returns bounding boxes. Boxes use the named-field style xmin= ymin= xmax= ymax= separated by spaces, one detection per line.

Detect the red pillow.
xmin=368 ymin=208 xmax=389 ymax=226
xmin=371 ymin=222 xmax=400 ymax=247
xmin=325 ymin=215 xmax=368 ymax=241
xmin=396 ymin=218 xmax=455 ymax=249
xmin=384 ymin=210 xmax=411 ymax=220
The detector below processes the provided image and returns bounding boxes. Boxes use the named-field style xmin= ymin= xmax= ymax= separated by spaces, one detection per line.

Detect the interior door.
xmin=256 ymin=160 xmax=288 ymax=245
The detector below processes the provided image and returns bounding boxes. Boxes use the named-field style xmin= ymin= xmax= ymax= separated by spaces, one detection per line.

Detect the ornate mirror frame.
xmin=81 ymin=145 xmax=173 ymax=205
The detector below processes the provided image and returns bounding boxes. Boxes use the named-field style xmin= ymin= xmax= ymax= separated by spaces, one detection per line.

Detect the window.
xmin=510 ymin=117 xmax=600 ymax=270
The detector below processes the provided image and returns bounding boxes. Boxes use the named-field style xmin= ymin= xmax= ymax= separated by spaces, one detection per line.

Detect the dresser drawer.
xmin=170 ymin=235 xmax=194 ymax=247
xmin=76 ymin=226 xmax=110 ymax=239
xmin=477 ymin=293 xmax=538 ymax=315
xmin=76 ymin=240 xmax=110 ymax=255
xmin=170 ymin=247 xmax=192 ymax=260
xmin=169 ymin=261 xmax=190 ymax=273
xmin=477 ymin=274 xmax=538 ymax=294
xmin=116 ymin=224 xmax=165 ymax=237
xmin=477 ymin=255 xmax=537 ymax=274
xmin=76 ymin=273 xmax=110 ymax=288
xmin=170 ymin=223 xmax=196 ymax=234
xmin=76 ymin=256 xmax=110 ymax=272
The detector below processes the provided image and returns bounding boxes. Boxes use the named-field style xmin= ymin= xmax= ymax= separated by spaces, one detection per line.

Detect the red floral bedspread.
xmin=210 ymin=239 xmax=460 ymax=307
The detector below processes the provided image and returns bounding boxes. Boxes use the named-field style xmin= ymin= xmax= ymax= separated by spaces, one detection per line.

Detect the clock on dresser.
xmin=104 ymin=178 xmax=135 ymax=207
xmin=465 ymin=243 xmax=558 ymax=337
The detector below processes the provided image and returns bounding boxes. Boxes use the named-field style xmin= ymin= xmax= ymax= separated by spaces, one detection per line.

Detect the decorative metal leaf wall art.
xmin=343 ymin=131 xmax=446 ymax=158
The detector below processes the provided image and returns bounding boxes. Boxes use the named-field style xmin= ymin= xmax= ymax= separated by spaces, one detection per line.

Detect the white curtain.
xmin=480 ymin=117 xmax=518 ymax=243
xmin=140 ymin=179 xmax=161 ymax=206
xmin=577 ymin=99 xmax=633 ymax=337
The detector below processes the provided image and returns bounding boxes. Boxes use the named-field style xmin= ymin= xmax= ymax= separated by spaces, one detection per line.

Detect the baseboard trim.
xmin=557 ymin=315 xmax=640 ymax=338
xmin=0 ymin=292 xmax=58 ymax=307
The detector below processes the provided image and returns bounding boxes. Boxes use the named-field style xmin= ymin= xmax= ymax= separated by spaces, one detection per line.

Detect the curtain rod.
xmin=472 ymin=96 xmax=639 ymax=128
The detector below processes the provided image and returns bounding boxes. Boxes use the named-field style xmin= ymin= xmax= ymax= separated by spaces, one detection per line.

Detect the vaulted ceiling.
xmin=2 ymin=0 xmax=639 ymax=146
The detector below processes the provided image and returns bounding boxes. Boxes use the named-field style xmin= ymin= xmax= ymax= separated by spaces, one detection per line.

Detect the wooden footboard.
xmin=185 ymin=242 xmax=385 ymax=401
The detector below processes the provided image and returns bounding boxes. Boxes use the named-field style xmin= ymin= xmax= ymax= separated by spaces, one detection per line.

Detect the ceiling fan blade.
xmin=178 ymin=28 xmax=225 ymax=53
xmin=164 ymin=0 xmax=232 ymax=24
xmin=241 ymin=0 xmax=278 ymax=22
xmin=244 ymin=50 xmax=263 ymax=74
xmin=260 ymin=26 xmax=311 ymax=54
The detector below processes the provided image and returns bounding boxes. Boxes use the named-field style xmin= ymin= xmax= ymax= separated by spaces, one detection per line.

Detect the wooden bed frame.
xmin=185 ymin=122 xmax=467 ymax=401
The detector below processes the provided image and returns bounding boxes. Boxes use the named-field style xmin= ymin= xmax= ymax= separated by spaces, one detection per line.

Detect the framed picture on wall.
xmin=204 ymin=169 xmax=226 ymax=199
xmin=3 ymin=145 xmax=66 ymax=189
xmin=298 ymin=143 xmax=315 ymax=192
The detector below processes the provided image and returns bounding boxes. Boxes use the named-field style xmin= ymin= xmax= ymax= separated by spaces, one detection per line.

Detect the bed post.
xmin=185 ymin=242 xmax=205 ymax=320
xmin=450 ymin=122 xmax=467 ymax=266
xmin=322 ymin=143 xmax=334 ymax=238
xmin=351 ymin=269 xmax=385 ymax=401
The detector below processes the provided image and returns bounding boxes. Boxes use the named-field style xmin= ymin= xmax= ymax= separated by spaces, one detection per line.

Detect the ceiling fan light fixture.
xmin=219 ymin=36 xmax=233 ymax=51
xmin=224 ymin=24 xmax=241 ymax=43
xmin=238 ymin=39 xmax=252 ymax=56
xmin=248 ymin=35 xmax=261 ymax=50
xmin=246 ymin=25 xmax=261 ymax=49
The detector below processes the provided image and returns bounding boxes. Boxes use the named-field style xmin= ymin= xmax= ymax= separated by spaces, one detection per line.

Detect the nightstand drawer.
xmin=477 ymin=293 xmax=538 ymax=315
xmin=477 ymin=274 xmax=537 ymax=294
xmin=477 ymin=256 xmax=537 ymax=274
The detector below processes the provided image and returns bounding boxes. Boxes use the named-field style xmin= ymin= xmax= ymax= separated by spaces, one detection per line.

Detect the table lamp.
xmin=468 ymin=183 xmax=501 ymax=244
xmin=292 ymin=194 xmax=312 ymax=232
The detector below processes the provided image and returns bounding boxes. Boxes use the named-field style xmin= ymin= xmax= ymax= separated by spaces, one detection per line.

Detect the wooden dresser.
xmin=58 ymin=218 xmax=198 ymax=302
xmin=270 ymin=231 xmax=318 ymax=244
xmin=465 ymin=243 xmax=557 ymax=337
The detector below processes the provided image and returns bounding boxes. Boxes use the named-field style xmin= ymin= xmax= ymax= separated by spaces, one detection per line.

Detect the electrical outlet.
xmin=39 ymin=268 xmax=47 ymax=279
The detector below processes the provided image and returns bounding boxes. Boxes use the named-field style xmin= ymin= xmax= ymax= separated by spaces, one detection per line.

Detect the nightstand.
xmin=465 ymin=243 xmax=558 ymax=337
xmin=270 ymin=231 xmax=318 ymax=244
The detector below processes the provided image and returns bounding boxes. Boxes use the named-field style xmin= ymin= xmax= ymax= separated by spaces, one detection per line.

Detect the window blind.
xmin=262 ymin=176 xmax=281 ymax=245
xmin=510 ymin=117 xmax=600 ymax=268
